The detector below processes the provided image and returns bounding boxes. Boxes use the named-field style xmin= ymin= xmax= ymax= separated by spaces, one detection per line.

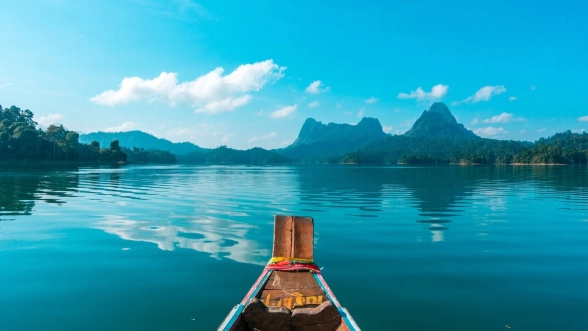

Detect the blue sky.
xmin=1 ymin=0 xmax=587 ymax=149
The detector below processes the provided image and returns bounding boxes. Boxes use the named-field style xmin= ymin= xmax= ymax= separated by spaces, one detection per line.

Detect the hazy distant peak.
xmin=288 ymin=117 xmax=387 ymax=148
xmin=357 ymin=117 xmax=383 ymax=130
xmin=405 ymin=103 xmax=477 ymax=139
xmin=79 ymin=130 xmax=203 ymax=155
xmin=302 ymin=117 xmax=320 ymax=126
xmin=428 ymin=102 xmax=451 ymax=115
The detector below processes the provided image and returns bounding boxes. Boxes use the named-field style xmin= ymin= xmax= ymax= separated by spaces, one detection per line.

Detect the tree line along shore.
xmin=2 ymin=104 xmax=588 ymax=165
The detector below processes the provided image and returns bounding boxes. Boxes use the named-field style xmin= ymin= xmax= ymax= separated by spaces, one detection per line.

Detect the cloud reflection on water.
xmin=430 ymin=226 xmax=445 ymax=242
xmin=95 ymin=215 xmax=269 ymax=265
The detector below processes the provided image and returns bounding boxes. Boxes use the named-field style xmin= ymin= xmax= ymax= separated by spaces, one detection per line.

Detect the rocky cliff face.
xmin=291 ymin=117 xmax=387 ymax=147
xmin=404 ymin=102 xmax=477 ymax=139
xmin=278 ymin=117 xmax=388 ymax=160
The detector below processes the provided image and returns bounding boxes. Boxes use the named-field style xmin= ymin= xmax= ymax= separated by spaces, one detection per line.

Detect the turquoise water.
xmin=1 ymin=165 xmax=587 ymax=330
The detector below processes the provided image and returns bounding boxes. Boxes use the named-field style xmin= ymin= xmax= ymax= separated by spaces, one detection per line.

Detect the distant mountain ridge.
xmin=278 ymin=117 xmax=388 ymax=161
xmin=292 ymin=117 xmax=387 ymax=146
xmin=404 ymin=102 xmax=477 ymax=139
xmin=79 ymin=130 xmax=203 ymax=155
xmin=5 ymin=101 xmax=585 ymax=165
xmin=79 ymin=103 xmax=479 ymax=163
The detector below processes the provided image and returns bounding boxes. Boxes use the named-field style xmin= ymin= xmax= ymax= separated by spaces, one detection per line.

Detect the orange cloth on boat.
xmin=265 ymin=257 xmax=320 ymax=272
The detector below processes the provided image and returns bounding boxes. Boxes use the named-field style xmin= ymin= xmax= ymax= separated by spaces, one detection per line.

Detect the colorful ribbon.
xmin=265 ymin=257 xmax=320 ymax=272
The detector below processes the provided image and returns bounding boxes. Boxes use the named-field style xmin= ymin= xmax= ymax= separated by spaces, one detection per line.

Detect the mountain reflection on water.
xmin=1 ymin=164 xmax=587 ymax=252
xmin=0 ymin=167 xmax=79 ymax=217
xmin=2 ymin=164 xmax=588 ymax=331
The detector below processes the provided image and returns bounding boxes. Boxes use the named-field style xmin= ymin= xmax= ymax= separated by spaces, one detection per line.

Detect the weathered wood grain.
xmin=242 ymin=298 xmax=291 ymax=330
xmin=259 ymin=288 xmax=326 ymax=309
xmin=273 ymin=215 xmax=314 ymax=260
xmin=265 ymin=271 xmax=321 ymax=290
xmin=293 ymin=216 xmax=314 ymax=260
xmin=242 ymin=298 xmax=341 ymax=331
xmin=292 ymin=301 xmax=340 ymax=330
xmin=273 ymin=215 xmax=293 ymax=258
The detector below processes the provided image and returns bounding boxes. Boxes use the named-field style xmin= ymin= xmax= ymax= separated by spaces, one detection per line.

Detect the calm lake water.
xmin=1 ymin=164 xmax=587 ymax=330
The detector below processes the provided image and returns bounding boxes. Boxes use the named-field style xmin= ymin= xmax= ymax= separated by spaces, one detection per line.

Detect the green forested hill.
xmin=405 ymin=102 xmax=477 ymax=139
xmin=513 ymin=131 xmax=588 ymax=164
xmin=4 ymin=103 xmax=588 ymax=165
xmin=179 ymin=146 xmax=291 ymax=164
xmin=1 ymin=105 xmax=126 ymax=163
xmin=80 ymin=131 xmax=203 ymax=155
xmin=341 ymin=135 xmax=529 ymax=164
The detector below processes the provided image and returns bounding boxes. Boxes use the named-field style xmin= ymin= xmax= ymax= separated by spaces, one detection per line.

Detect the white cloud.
xmin=37 ymin=113 xmax=64 ymax=128
xmin=174 ymin=0 xmax=211 ymax=19
xmin=254 ymin=109 xmax=263 ymax=116
xmin=357 ymin=108 xmax=365 ymax=118
xmin=222 ymin=133 xmax=233 ymax=143
xmin=365 ymin=97 xmax=378 ymax=104
xmin=531 ymin=85 xmax=538 ymax=91
xmin=162 ymin=123 xmax=219 ymax=142
xmin=481 ymin=112 xmax=521 ymax=124
xmin=509 ymin=96 xmax=517 ymax=101
xmin=455 ymin=85 xmax=506 ymax=105
xmin=336 ymin=101 xmax=344 ymax=109
xmin=270 ymin=105 xmax=297 ymax=119
xmin=474 ymin=126 xmax=506 ymax=137
xmin=0 ymin=83 xmax=13 ymax=89
xmin=305 ymin=80 xmax=329 ymax=94
xmin=470 ymin=118 xmax=479 ymax=125
xmin=91 ymin=59 xmax=286 ymax=114
xmin=280 ymin=139 xmax=293 ymax=146
xmin=400 ymin=119 xmax=414 ymax=127
xmin=382 ymin=126 xmax=393 ymax=133
xmin=398 ymin=84 xmax=448 ymax=101
xmin=166 ymin=126 xmax=200 ymax=138
xmin=578 ymin=116 xmax=588 ymax=122
xmin=537 ymin=128 xmax=546 ymax=133
xmin=248 ymin=132 xmax=276 ymax=143
xmin=105 ymin=122 xmax=138 ymax=132
xmin=308 ymin=101 xmax=319 ymax=108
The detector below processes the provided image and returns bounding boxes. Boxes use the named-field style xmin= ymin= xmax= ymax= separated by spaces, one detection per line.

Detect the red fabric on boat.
xmin=265 ymin=260 xmax=320 ymax=272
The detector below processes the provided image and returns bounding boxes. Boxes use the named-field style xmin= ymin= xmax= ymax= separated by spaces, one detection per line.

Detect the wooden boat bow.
xmin=217 ymin=215 xmax=361 ymax=331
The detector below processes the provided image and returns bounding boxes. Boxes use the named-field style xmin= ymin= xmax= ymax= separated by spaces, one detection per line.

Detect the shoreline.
xmin=0 ymin=160 xmax=126 ymax=166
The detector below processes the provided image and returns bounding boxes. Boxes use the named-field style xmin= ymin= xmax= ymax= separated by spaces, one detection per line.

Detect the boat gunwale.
xmin=217 ymin=269 xmax=273 ymax=331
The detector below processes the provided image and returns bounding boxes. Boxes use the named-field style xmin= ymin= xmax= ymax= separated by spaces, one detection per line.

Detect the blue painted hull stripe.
xmin=217 ymin=304 xmax=244 ymax=331
xmin=312 ymin=273 xmax=361 ymax=331
xmin=217 ymin=270 xmax=273 ymax=331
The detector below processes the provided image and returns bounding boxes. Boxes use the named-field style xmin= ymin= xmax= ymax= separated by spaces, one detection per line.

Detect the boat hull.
xmin=217 ymin=269 xmax=360 ymax=331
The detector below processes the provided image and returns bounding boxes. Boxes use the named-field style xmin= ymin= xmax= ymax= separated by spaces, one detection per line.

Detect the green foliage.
xmin=0 ymin=104 xmax=126 ymax=163
xmin=179 ymin=146 xmax=291 ymax=164
xmin=122 ymin=147 xmax=177 ymax=163
xmin=513 ymin=131 xmax=588 ymax=164
xmin=79 ymin=131 xmax=202 ymax=155
xmin=1 ymin=105 xmax=51 ymax=160
xmin=339 ymin=135 xmax=522 ymax=164
xmin=3 ymin=103 xmax=587 ymax=166
xmin=99 ymin=139 xmax=127 ymax=163
xmin=341 ymin=131 xmax=588 ymax=165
